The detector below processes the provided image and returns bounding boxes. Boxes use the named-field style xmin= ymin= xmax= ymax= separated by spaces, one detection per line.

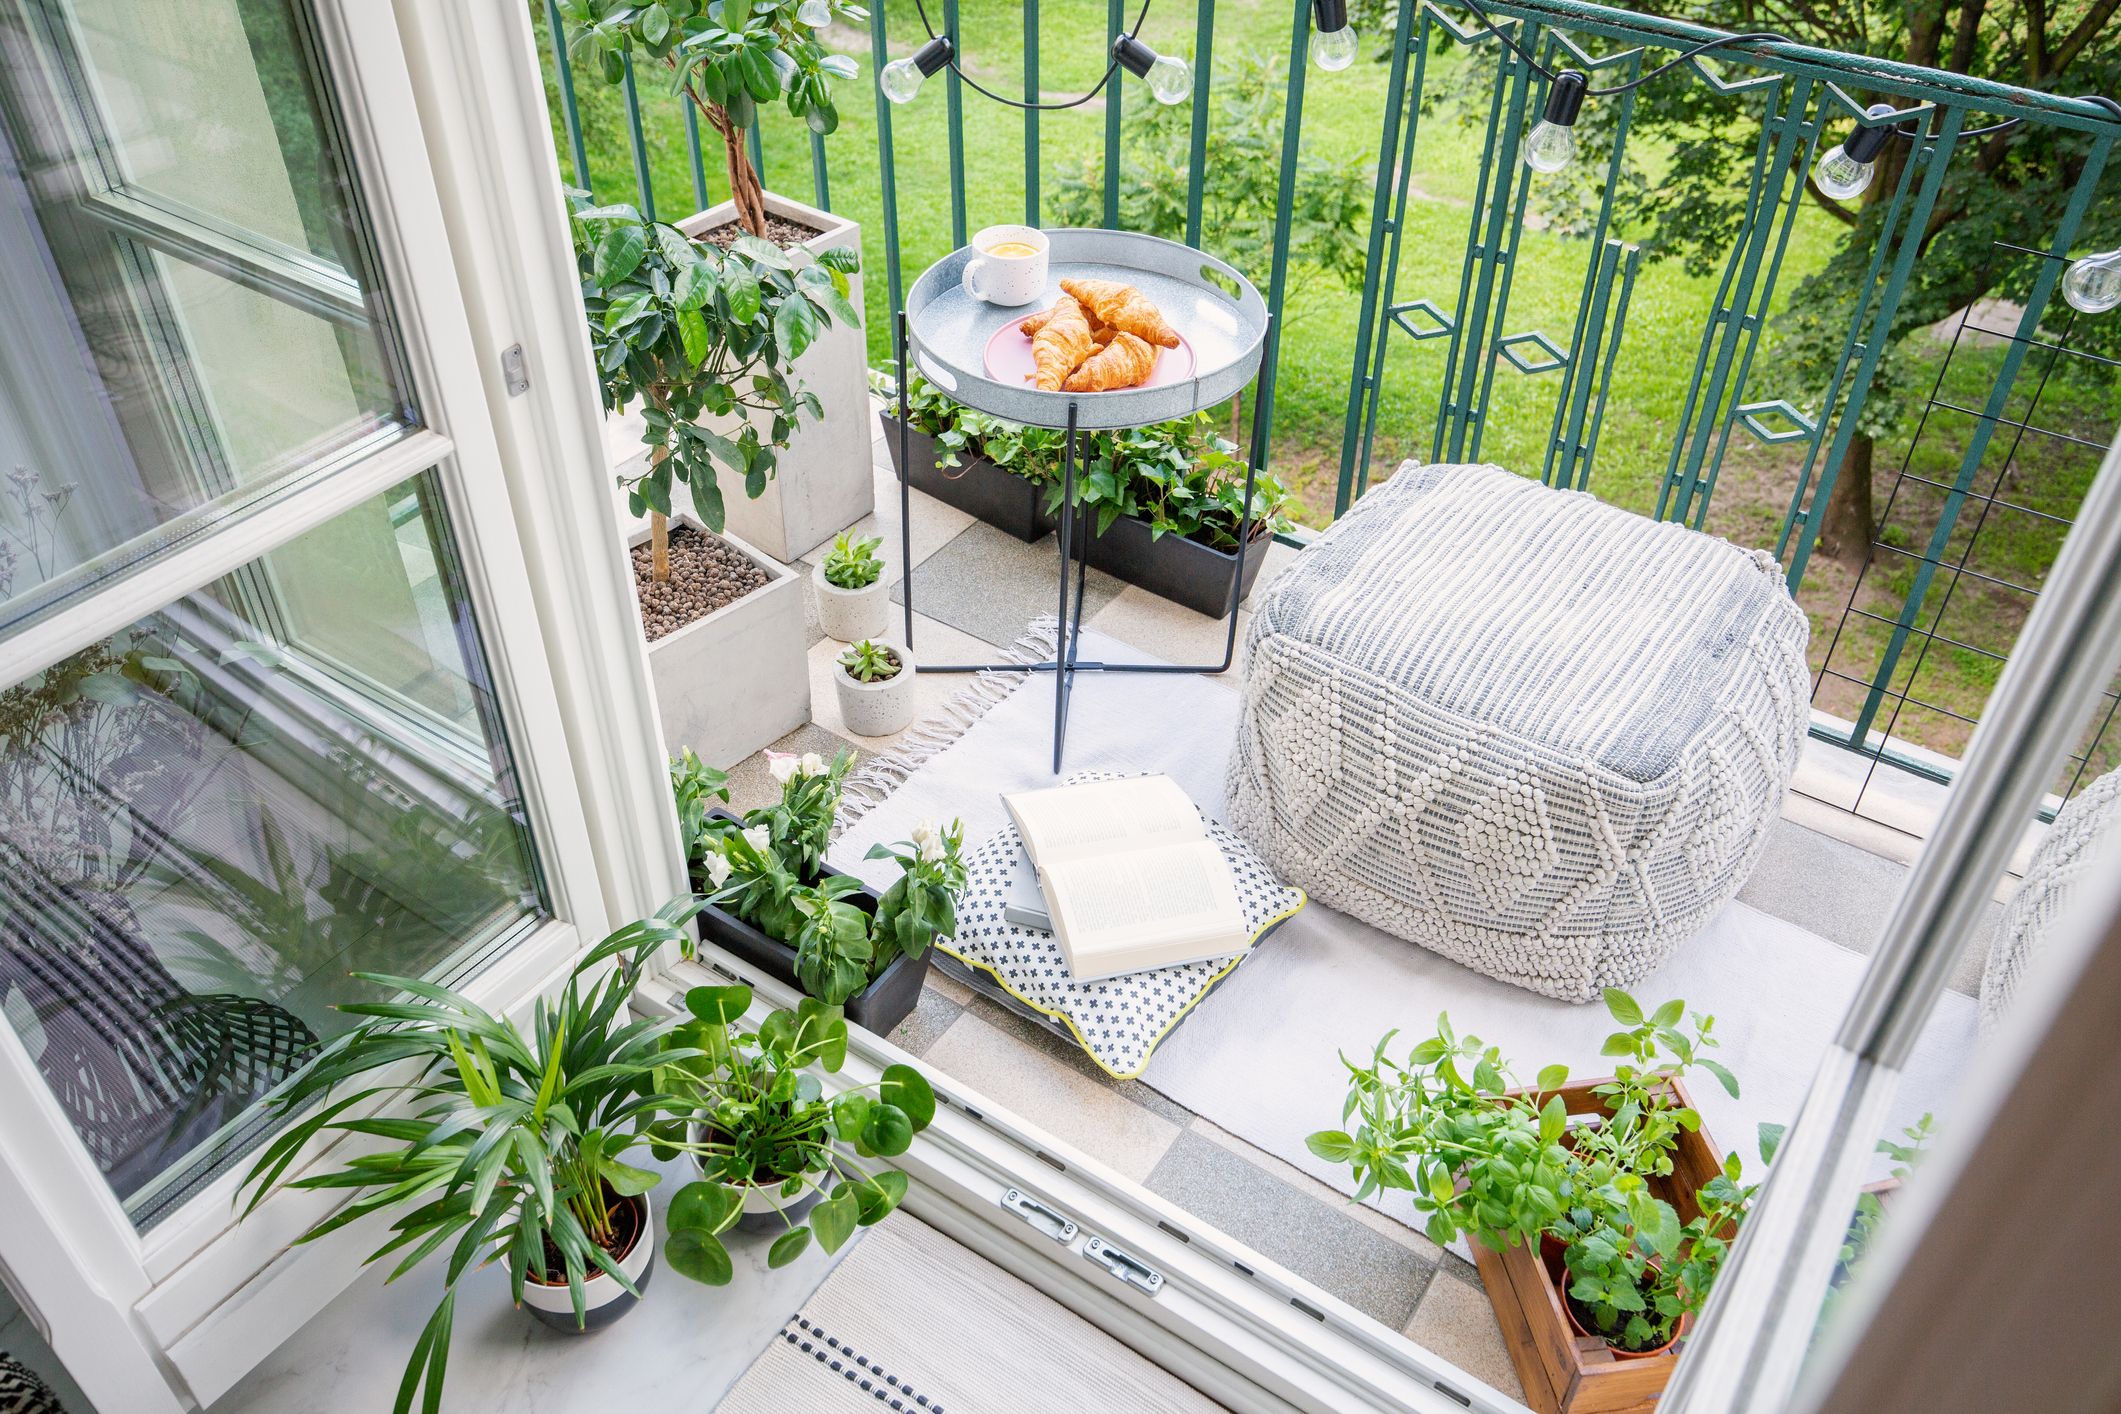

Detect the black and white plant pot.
xmin=834 ymin=642 xmax=917 ymax=738
xmin=811 ymin=560 xmax=890 ymax=643
xmin=518 ymin=1191 xmax=655 ymax=1334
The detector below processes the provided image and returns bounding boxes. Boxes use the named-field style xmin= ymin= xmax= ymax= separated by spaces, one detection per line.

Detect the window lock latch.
xmin=501 ymin=343 xmax=530 ymax=397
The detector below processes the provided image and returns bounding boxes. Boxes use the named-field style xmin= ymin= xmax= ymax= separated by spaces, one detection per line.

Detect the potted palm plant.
xmin=673 ymin=749 xmax=965 ymax=1032
xmin=812 ymin=530 xmax=888 ymax=643
xmin=566 ymin=0 xmax=872 ymax=561
xmin=647 ymin=983 xmax=936 ymax=1279
xmin=1308 ymin=990 xmax=1755 ymax=1414
xmin=235 ymin=901 xmax=704 ymax=1414
xmin=572 ymin=193 xmax=857 ymax=764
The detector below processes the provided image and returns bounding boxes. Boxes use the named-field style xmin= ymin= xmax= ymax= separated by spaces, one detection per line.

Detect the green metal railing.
xmin=533 ymin=0 xmax=2121 ymax=797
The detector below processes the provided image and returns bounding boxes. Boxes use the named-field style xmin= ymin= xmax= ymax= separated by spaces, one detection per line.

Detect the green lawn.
xmin=531 ymin=0 xmax=2118 ymax=775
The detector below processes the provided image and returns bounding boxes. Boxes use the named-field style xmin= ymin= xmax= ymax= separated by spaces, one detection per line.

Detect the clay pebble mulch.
xmin=634 ymin=522 xmax=768 ymax=641
xmin=695 ymin=211 xmax=826 ymax=251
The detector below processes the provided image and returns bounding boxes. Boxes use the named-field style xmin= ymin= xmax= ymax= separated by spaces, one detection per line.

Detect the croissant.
xmin=1026 ymin=293 xmax=1095 ymax=391
xmin=1063 ymin=331 xmax=1158 ymax=392
xmin=1060 ymin=278 xmax=1181 ymax=349
xmin=1022 ymin=305 xmax=1115 ymax=343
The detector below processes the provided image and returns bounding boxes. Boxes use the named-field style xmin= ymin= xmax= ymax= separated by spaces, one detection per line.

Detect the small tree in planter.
xmin=570 ymin=192 xmax=858 ymax=579
xmin=562 ymin=0 xmax=864 ymax=240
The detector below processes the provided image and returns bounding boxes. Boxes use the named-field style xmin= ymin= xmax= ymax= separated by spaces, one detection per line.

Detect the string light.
xmin=2063 ymin=247 xmax=2121 ymax=314
xmin=879 ymin=35 xmax=951 ymax=105
xmin=1522 ymin=70 xmax=1586 ymax=172
xmin=1812 ymin=104 xmax=1899 ymax=201
xmin=1113 ymin=33 xmax=1193 ymax=106
xmin=1311 ymin=0 xmax=1359 ymax=72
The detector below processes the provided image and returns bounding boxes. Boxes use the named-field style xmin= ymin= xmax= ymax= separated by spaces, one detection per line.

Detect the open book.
xmin=1001 ymin=775 xmax=1249 ymax=982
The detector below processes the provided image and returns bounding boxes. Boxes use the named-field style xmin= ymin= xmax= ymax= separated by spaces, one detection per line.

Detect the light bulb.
xmin=1521 ymin=69 xmax=1586 ymax=174
xmin=797 ymin=0 xmax=831 ymax=27
xmin=2063 ymin=248 xmax=2121 ymax=314
xmin=1113 ymin=34 xmax=1191 ymax=106
xmin=1523 ymin=121 xmax=1578 ymax=173
xmin=1811 ymin=144 xmax=1874 ymax=201
xmin=1814 ymin=103 xmax=1898 ymax=203
xmin=1145 ymin=53 xmax=1192 ymax=105
xmin=880 ymin=36 xmax=950 ymax=105
xmin=1313 ymin=25 xmax=1359 ymax=71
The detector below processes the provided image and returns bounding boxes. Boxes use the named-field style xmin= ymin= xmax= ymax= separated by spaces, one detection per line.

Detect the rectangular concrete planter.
xmin=678 ymin=191 xmax=872 ymax=562
xmin=880 ymin=414 xmax=1055 ymax=543
xmin=1471 ymin=1077 xmax=1722 ymax=1414
xmin=632 ymin=513 xmax=808 ymax=771
xmin=695 ymin=809 xmax=930 ymax=1035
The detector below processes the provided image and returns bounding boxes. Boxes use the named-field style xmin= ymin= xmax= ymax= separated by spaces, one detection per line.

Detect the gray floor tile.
xmin=1145 ymin=1129 xmax=1436 ymax=1330
xmin=722 ymin=722 xmax=861 ymax=814
xmin=884 ymin=983 xmax=963 ymax=1057
xmin=1403 ymin=1264 xmax=1524 ymax=1403
xmin=964 ymin=994 xmax=1194 ymax=1126
xmin=894 ymin=521 xmax=1124 ymax=649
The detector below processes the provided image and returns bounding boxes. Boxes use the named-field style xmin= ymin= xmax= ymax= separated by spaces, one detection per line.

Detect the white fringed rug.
xmin=827 ymin=623 xmax=1975 ymax=1219
xmin=717 ymin=1217 xmax=1219 ymax=1413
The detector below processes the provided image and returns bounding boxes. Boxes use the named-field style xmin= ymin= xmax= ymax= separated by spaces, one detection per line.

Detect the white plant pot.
xmin=834 ymin=641 xmax=918 ymax=738
xmin=811 ymin=561 xmax=890 ymax=643
xmin=677 ymin=191 xmax=872 ymax=563
xmin=632 ymin=512 xmax=809 ymax=769
xmin=516 ymin=1191 xmax=655 ymax=1333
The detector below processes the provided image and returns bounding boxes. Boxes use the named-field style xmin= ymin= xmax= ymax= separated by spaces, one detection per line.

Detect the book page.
xmin=1039 ymin=841 xmax=1244 ymax=966
xmin=1002 ymin=775 xmax=1204 ymax=867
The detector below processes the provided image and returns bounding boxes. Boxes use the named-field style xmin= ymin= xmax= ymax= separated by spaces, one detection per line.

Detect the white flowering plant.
xmin=863 ymin=819 xmax=967 ymax=977
xmin=750 ymin=746 xmax=853 ymax=879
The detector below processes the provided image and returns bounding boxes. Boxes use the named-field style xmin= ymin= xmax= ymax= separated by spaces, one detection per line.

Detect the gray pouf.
xmin=1227 ymin=462 xmax=1809 ymax=1002
xmin=1980 ymin=766 xmax=2121 ymax=1032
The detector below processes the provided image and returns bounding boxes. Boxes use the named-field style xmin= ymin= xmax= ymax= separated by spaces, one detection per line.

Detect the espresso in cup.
xmin=961 ymin=225 xmax=1049 ymax=306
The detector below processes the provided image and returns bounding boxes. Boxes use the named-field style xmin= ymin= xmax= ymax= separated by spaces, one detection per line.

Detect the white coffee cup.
xmin=960 ymin=225 xmax=1048 ymax=307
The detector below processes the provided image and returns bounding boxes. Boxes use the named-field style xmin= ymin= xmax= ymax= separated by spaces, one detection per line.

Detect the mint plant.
xmin=821 ymin=530 xmax=883 ymax=589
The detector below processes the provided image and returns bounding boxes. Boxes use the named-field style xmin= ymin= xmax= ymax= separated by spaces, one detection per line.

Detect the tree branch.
xmin=2052 ymin=0 xmax=2120 ymax=74
xmin=1805 ymin=176 xmax=1861 ymax=226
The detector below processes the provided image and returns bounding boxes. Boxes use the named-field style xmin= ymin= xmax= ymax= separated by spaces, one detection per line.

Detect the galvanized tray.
xmin=904 ymin=228 xmax=1267 ymax=430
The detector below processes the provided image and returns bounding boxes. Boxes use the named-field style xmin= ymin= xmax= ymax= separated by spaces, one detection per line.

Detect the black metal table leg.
xmin=895 ymin=309 xmax=915 ymax=649
xmin=1052 ymin=402 xmax=1080 ymax=773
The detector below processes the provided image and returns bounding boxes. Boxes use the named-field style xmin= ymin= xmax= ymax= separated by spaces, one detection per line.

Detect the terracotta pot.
xmin=1550 ymin=1237 xmax=1688 ymax=1359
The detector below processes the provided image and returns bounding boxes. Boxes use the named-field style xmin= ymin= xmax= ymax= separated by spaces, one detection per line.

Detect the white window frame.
xmin=0 ymin=3 xmax=626 ymax=1411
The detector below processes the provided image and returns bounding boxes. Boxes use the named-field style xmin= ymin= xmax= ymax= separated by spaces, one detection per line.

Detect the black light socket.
xmin=1112 ymin=33 xmax=1161 ymax=80
xmin=1842 ymin=105 xmax=1899 ymax=163
xmin=1542 ymin=69 xmax=1587 ymax=127
xmin=1312 ymin=0 xmax=1350 ymax=32
xmin=911 ymin=35 xmax=953 ymax=78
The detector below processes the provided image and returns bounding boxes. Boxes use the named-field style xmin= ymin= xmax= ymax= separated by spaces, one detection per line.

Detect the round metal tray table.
xmin=888 ymin=230 xmax=1276 ymax=772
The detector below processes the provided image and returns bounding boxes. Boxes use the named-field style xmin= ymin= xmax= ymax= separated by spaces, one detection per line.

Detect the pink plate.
xmin=983 ymin=311 xmax=1196 ymax=392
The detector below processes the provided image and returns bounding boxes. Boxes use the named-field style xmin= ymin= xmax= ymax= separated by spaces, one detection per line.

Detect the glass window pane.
xmin=0 ymin=471 xmax=541 ymax=1229
xmin=0 ymin=0 xmax=411 ymax=633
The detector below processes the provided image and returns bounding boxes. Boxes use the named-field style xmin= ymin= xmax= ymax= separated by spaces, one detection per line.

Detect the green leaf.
xmin=1305 ymin=1130 xmax=1357 ymax=1164
xmin=685 ymin=984 xmax=751 ymax=1025
xmin=593 ymin=224 xmax=646 ymax=288
xmin=878 ymin=1063 xmax=934 ymax=1129
xmin=861 ymin=1102 xmax=914 ymax=1156
xmin=767 ymin=1225 xmax=813 ymax=1268
xmin=668 ymin=1179 xmax=744 ymax=1237
xmin=677 ymin=307 xmax=710 ymax=366
xmin=1758 ymin=1121 xmax=1785 ymax=1165
xmin=722 ymin=262 xmax=761 ymax=322
xmin=1539 ymin=1094 xmax=1567 ymax=1145
xmin=1535 ymin=1063 xmax=1570 ymax=1092
xmin=1649 ymin=997 xmax=1685 ymax=1028
xmin=665 ymin=1228 xmax=734 ymax=1285
xmin=1698 ymin=1057 xmax=1740 ymax=1099
xmin=733 ymin=233 xmax=792 ymax=270
xmin=810 ymin=1187 xmax=859 ymax=1254
xmin=774 ymin=296 xmax=817 ymax=360
xmin=1603 ymin=989 xmax=1644 ymax=1026
xmin=851 ymin=1169 xmax=908 ymax=1224
xmin=640 ymin=2 xmax=670 ymax=43
xmin=601 ymin=1158 xmax=659 ymax=1197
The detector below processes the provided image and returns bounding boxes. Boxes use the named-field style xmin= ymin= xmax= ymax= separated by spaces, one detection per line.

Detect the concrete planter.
xmin=833 ymin=641 xmax=917 ymax=738
xmin=677 ymin=192 xmax=872 ymax=562
xmin=811 ymin=560 xmax=890 ymax=643
xmin=632 ymin=512 xmax=808 ymax=770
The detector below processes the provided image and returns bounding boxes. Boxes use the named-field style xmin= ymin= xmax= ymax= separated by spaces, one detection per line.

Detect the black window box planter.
xmin=694 ymin=810 xmax=930 ymax=1036
xmin=882 ymin=414 xmax=1055 ymax=543
xmin=882 ymin=414 xmax=1273 ymax=618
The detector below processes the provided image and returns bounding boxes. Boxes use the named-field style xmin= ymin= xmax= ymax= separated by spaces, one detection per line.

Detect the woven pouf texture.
xmin=1979 ymin=766 xmax=2121 ymax=1032
xmin=1227 ymin=462 xmax=1810 ymax=1002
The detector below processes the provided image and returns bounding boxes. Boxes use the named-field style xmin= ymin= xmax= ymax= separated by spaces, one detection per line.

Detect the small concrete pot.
xmin=834 ymin=641 xmax=917 ymax=738
xmin=811 ymin=560 xmax=890 ymax=643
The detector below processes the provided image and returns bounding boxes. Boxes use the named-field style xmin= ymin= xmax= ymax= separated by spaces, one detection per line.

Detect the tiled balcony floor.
xmin=684 ymin=408 xmax=2004 ymax=1396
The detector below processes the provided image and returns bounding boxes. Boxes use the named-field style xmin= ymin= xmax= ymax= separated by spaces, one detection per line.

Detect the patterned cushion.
xmin=0 ymin=1356 xmax=64 ymax=1414
xmin=1980 ymin=766 xmax=2121 ymax=1031
xmin=1228 ymin=462 xmax=1809 ymax=1002
xmin=940 ymin=775 xmax=1305 ymax=1078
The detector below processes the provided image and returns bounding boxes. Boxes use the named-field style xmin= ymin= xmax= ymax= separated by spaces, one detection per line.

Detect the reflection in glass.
xmin=0 ymin=0 xmax=409 ymax=631
xmin=0 ymin=473 xmax=540 ymax=1226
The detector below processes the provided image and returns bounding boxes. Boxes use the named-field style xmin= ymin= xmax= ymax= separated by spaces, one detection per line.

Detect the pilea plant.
xmin=820 ymin=529 xmax=883 ymax=589
xmin=562 ymin=0 xmax=865 ymax=239
xmin=838 ymin=638 xmax=900 ymax=683
xmin=879 ymin=371 xmax=1297 ymax=549
xmin=651 ymin=984 xmax=932 ymax=1279
xmin=569 ymin=192 xmax=858 ymax=579
xmin=1308 ymin=989 xmax=1753 ymax=1355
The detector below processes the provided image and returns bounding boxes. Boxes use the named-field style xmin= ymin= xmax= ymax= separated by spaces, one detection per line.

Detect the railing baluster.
xmin=868 ymin=1 xmax=904 ymax=322
xmin=1183 ymin=0 xmax=1215 ymax=249
xmin=1354 ymin=14 xmax=1433 ymax=502
xmin=544 ymin=0 xmax=591 ymax=189
xmin=684 ymin=103 xmax=709 ymax=212
xmin=746 ymin=122 xmax=764 ymax=195
xmin=1103 ymin=0 xmax=1123 ymax=228
xmin=1253 ymin=0 xmax=1312 ymax=480
xmin=620 ymin=51 xmax=655 ymax=220
xmin=810 ymin=131 xmax=830 ymax=212
xmin=945 ymin=0 xmax=966 ymax=245
xmin=1024 ymin=0 xmax=1040 ymax=225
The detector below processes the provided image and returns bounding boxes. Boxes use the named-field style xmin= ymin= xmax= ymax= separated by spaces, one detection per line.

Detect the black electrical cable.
xmin=909 ymin=0 xmax=1155 ymax=112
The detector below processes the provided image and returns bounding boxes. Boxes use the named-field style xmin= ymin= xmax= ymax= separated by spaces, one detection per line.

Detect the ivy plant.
xmin=569 ymin=192 xmax=858 ymax=576
xmin=562 ymin=0 xmax=866 ymax=239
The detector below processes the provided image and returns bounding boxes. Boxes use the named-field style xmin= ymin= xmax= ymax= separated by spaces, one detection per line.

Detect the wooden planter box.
xmin=1470 ymin=1077 xmax=1722 ymax=1414
xmin=881 ymin=413 xmax=1272 ymax=615
xmin=692 ymin=809 xmax=930 ymax=1035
